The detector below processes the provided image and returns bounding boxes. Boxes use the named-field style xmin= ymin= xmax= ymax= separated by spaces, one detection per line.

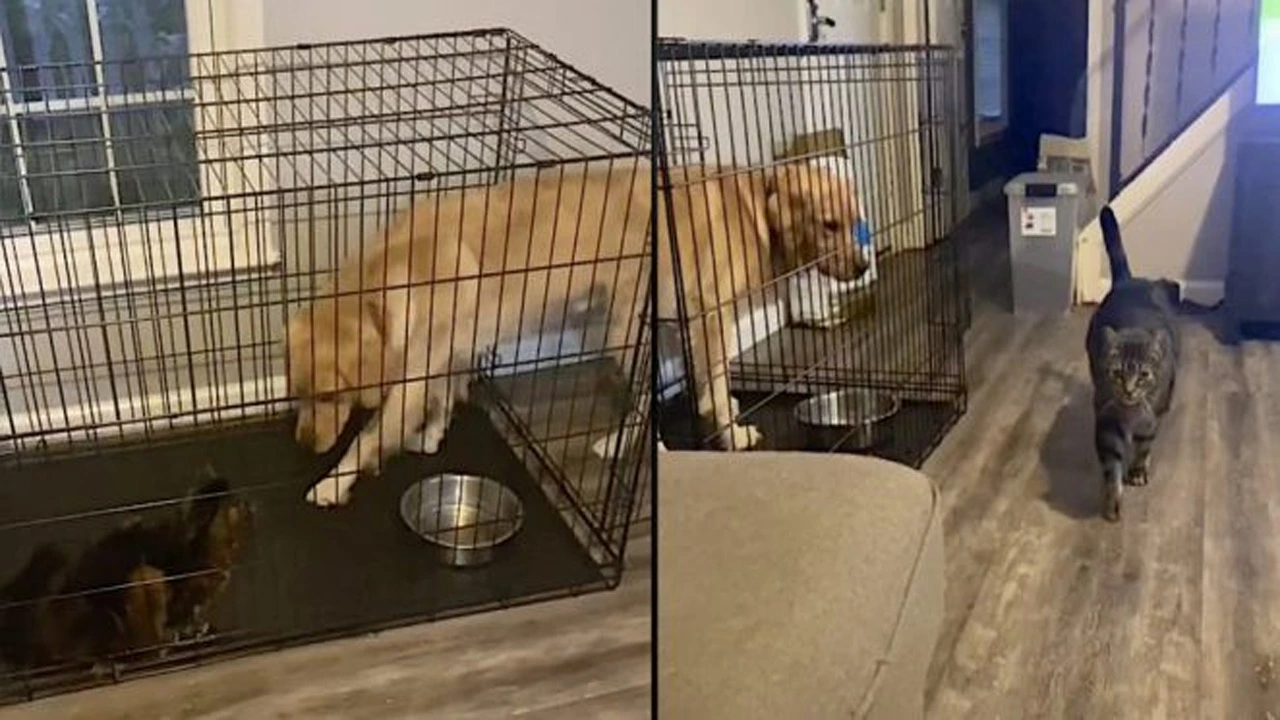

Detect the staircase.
xmin=1073 ymin=0 xmax=1259 ymax=305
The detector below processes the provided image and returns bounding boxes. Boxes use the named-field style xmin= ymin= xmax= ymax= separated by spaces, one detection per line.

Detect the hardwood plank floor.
xmin=924 ymin=204 xmax=1280 ymax=717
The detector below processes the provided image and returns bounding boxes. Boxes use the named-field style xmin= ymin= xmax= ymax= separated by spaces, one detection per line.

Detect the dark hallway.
xmin=1007 ymin=0 xmax=1089 ymax=171
xmin=964 ymin=0 xmax=1089 ymax=190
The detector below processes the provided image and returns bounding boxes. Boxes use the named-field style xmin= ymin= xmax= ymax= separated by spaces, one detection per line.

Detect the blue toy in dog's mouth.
xmin=854 ymin=218 xmax=872 ymax=246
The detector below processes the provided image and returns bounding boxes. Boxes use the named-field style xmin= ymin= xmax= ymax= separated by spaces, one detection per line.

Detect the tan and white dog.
xmin=288 ymin=162 xmax=865 ymax=506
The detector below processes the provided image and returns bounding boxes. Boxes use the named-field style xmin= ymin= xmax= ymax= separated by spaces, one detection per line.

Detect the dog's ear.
xmin=762 ymin=162 xmax=810 ymax=197
xmin=733 ymin=171 xmax=774 ymax=245
xmin=760 ymin=163 xmax=800 ymax=238
xmin=335 ymin=297 xmax=385 ymax=390
xmin=285 ymin=308 xmax=312 ymax=363
xmin=285 ymin=305 xmax=322 ymax=392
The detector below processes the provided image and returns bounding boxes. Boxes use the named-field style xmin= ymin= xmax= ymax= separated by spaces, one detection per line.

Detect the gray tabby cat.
xmin=1086 ymin=206 xmax=1178 ymax=522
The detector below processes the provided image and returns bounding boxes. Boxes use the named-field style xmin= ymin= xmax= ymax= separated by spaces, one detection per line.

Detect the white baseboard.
xmin=1179 ymin=280 xmax=1224 ymax=307
xmin=2 ymin=375 xmax=291 ymax=454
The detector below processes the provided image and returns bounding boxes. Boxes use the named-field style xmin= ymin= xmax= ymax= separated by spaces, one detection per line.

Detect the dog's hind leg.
xmin=690 ymin=306 xmax=761 ymax=450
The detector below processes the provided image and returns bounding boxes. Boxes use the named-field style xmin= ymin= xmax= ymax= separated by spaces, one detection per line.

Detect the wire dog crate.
xmin=0 ymin=27 xmax=651 ymax=701
xmin=655 ymin=39 xmax=966 ymax=466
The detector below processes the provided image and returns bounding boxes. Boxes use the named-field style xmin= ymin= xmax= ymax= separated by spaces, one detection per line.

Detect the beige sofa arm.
xmin=657 ymin=451 xmax=944 ymax=720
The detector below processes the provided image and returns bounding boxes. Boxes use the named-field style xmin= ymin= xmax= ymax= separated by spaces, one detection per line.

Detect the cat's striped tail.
xmin=1099 ymin=206 xmax=1131 ymax=283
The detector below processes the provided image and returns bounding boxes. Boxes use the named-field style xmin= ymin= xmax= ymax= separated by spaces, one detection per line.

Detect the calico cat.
xmin=164 ymin=474 xmax=254 ymax=638
xmin=0 ymin=469 xmax=253 ymax=672
xmin=1086 ymin=207 xmax=1179 ymax=522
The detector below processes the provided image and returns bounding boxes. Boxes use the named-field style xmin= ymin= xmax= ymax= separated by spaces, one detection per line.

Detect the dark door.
xmin=961 ymin=0 xmax=1088 ymax=191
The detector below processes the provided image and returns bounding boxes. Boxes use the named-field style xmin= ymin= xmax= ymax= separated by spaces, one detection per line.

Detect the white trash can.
xmin=1004 ymin=172 xmax=1086 ymax=316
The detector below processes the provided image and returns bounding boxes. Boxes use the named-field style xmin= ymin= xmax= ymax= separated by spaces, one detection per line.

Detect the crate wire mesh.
xmin=655 ymin=39 xmax=967 ymax=465
xmin=0 ymin=27 xmax=650 ymax=701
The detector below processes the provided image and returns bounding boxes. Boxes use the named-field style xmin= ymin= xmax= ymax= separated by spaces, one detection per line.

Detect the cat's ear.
xmin=1102 ymin=326 xmax=1119 ymax=347
xmin=1151 ymin=329 xmax=1171 ymax=358
xmin=182 ymin=465 xmax=229 ymax=529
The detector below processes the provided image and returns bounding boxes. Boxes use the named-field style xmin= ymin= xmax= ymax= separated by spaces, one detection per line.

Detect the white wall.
xmin=263 ymin=0 xmax=650 ymax=103
xmin=658 ymin=0 xmax=802 ymax=40
xmin=1085 ymin=0 xmax=1115 ymax=203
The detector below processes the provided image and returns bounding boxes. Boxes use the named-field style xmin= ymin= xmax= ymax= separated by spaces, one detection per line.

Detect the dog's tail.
xmin=1099 ymin=206 xmax=1131 ymax=283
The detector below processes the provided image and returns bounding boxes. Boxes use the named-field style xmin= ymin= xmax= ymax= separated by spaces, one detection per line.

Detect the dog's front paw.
xmin=404 ymin=426 xmax=444 ymax=455
xmin=727 ymin=423 xmax=762 ymax=451
xmin=798 ymin=314 xmax=846 ymax=330
xmin=306 ymin=473 xmax=356 ymax=507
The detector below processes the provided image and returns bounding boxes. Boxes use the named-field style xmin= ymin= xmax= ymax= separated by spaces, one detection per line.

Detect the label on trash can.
xmin=1020 ymin=206 xmax=1058 ymax=237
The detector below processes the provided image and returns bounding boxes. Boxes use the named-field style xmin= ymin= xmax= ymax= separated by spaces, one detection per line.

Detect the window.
xmin=0 ymin=0 xmax=271 ymax=301
xmin=1261 ymin=0 xmax=1280 ymax=105
xmin=972 ymin=0 xmax=1007 ymax=144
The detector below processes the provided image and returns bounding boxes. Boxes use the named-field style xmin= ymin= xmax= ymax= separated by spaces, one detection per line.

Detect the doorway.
xmin=960 ymin=0 xmax=1088 ymax=195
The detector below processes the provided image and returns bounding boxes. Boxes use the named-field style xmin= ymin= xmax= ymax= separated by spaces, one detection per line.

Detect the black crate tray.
xmin=0 ymin=402 xmax=603 ymax=702
xmin=658 ymin=389 xmax=962 ymax=468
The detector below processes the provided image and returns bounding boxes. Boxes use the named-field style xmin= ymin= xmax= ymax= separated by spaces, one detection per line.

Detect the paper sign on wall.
xmin=1020 ymin=206 xmax=1058 ymax=238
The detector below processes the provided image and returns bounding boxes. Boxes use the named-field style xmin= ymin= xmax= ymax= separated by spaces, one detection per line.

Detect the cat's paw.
xmin=1126 ymin=467 xmax=1149 ymax=486
xmin=1101 ymin=487 xmax=1122 ymax=522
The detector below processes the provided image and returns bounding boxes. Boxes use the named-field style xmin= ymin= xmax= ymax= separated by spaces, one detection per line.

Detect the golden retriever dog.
xmin=288 ymin=160 xmax=864 ymax=506
xmin=654 ymin=163 xmax=866 ymax=452
xmin=289 ymin=166 xmax=651 ymax=506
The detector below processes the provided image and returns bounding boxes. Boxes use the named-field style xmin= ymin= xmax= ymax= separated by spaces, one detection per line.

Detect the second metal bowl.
xmin=793 ymin=388 xmax=900 ymax=452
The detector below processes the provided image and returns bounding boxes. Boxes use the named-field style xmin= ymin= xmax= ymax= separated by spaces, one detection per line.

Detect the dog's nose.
xmin=831 ymin=249 xmax=869 ymax=283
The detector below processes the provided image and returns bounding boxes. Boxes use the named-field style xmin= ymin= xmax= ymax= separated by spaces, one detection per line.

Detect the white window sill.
xmin=0 ymin=210 xmax=280 ymax=307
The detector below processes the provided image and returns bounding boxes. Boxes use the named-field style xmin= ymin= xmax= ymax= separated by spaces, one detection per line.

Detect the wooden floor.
xmin=925 ymin=204 xmax=1280 ymax=718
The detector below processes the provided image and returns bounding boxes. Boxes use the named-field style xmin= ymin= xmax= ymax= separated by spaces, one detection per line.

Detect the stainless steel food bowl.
xmin=793 ymin=388 xmax=900 ymax=452
xmin=399 ymin=473 xmax=524 ymax=568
